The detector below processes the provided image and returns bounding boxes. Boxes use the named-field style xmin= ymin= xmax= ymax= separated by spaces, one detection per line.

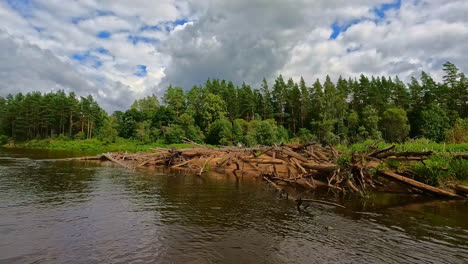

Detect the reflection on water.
xmin=0 ymin=148 xmax=467 ymax=264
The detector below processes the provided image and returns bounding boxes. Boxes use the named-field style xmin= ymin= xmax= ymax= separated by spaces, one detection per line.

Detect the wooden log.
xmin=377 ymin=170 xmax=463 ymax=199
xmin=284 ymin=142 xmax=316 ymax=151
xmin=346 ymin=179 xmax=360 ymax=193
xmin=449 ymin=184 xmax=468 ymax=196
xmin=62 ymin=155 xmax=105 ymax=161
xmin=171 ymin=159 xmax=194 ymax=168
xmin=301 ymin=162 xmax=337 ymax=173
xmin=296 ymin=198 xmax=345 ymax=208
xmin=244 ymin=158 xmax=284 ymax=164
xmin=263 ymin=176 xmax=284 ymax=192
xmin=376 ymin=151 xmax=433 ymax=159
xmin=280 ymin=148 xmax=309 ymax=162
xmin=386 ymin=157 xmax=425 ymax=161
xmin=451 ymin=152 xmax=468 ymax=159
xmin=197 ymin=156 xmax=214 ymax=175
xmin=313 ymin=150 xmax=330 ymax=161
xmin=103 ymin=153 xmax=133 ymax=169
xmin=368 ymin=145 xmax=396 ymax=157
xmin=291 ymin=158 xmax=307 ymax=174
xmin=182 ymin=137 xmax=212 ymax=149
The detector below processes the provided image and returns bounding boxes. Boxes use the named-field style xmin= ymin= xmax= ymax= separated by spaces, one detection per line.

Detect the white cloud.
xmin=0 ymin=0 xmax=466 ymax=111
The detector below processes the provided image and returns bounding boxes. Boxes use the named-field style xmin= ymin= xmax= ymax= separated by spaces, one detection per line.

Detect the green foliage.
xmin=135 ymin=121 xmax=152 ymax=143
xmin=361 ymin=105 xmax=381 ymax=140
xmin=74 ymin=132 xmax=85 ymax=140
xmin=206 ymin=118 xmax=233 ymax=145
xmin=411 ymin=155 xmax=468 ymax=186
xmin=162 ymin=124 xmax=185 ymax=144
xmin=163 ymin=86 xmax=185 ymax=117
xmin=380 ymin=108 xmax=410 ymax=142
xmin=2 ymin=61 xmax=466 ymax=149
xmin=98 ymin=117 xmax=118 ymax=144
xmin=418 ymin=105 xmax=451 ymax=142
xmin=446 ymin=118 xmax=468 ymax=143
xmin=0 ymin=135 xmax=8 ymax=145
xmin=131 ymin=95 xmax=159 ymax=115
xmin=253 ymin=120 xmax=278 ymax=146
xmin=295 ymin=128 xmax=316 ymax=144
xmin=336 ymin=152 xmax=352 ymax=169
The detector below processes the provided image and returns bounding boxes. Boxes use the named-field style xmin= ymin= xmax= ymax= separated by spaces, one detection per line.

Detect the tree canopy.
xmin=1 ymin=62 xmax=466 ymax=146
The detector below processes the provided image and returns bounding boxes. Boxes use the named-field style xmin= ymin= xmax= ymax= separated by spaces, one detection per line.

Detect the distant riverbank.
xmin=3 ymin=138 xmax=195 ymax=154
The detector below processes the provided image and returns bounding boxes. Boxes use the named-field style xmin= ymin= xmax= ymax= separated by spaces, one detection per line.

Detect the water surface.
xmin=0 ymin=148 xmax=467 ymax=263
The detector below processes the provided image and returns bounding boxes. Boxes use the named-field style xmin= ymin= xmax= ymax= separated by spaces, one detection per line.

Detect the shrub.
xmin=0 ymin=135 xmax=8 ymax=145
xmin=446 ymin=118 xmax=468 ymax=143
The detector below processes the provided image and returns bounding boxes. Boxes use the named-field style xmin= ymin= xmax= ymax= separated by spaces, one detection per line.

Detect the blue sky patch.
xmin=329 ymin=0 xmax=401 ymax=40
xmin=97 ymin=31 xmax=111 ymax=39
xmin=134 ymin=65 xmax=148 ymax=77
xmin=140 ymin=19 xmax=189 ymax=32
xmin=6 ymin=0 xmax=34 ymax=17
xmin=128 ymin=35 xmax=158 ymax=45
xmin=140 ymin=25 xmax=161 ymax=31
xmin=174 ymin=19 xmax=188 ymax=26
xmin=96 ymin=47 xmax=110 ymax=55
xmin=329 ymin=19 xmax=361 ymax=39
xmin=374 ymin=0 xmax=401 ymax=19
xmin=71 ymin=51 xmax=103 ymax=69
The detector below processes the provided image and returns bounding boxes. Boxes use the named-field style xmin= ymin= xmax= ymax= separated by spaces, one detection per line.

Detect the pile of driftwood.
xmin=70 ymin=142 xmax=468 ymax=200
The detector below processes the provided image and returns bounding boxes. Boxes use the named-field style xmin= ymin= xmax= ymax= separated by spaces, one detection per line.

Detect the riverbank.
xmin=3 ymin=138 xmax=196 ymax=154
xmin=4 ymin=138 xmax=468 ymax=187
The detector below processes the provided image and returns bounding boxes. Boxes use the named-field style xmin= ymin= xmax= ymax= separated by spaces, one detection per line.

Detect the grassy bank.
xmin=336 ymin=138 xmax=468 ymax=152
xmin=4 ymin=138 xmax=196 ymax=154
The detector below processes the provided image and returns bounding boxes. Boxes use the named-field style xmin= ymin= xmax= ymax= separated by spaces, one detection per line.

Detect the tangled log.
xmin=66 ymin=143 xmax=467 ymax=200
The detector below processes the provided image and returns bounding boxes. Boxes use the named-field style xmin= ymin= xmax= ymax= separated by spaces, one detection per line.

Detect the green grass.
xmin=337 ymin=138 xmax=468 ymax=153
xmin=410 ymin=154 xmax=468 ymax=186
xmin=6 ymin=138 xmax=202 ymax=154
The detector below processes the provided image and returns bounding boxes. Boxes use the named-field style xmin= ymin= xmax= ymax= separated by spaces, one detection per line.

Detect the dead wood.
xmin=102 ymin=153 xmax=134 ymax=169
xmin=376 ymin=151 xmax=433 ymax=159
xmin=378 ymin=170 xmax=463 ymax=200
xmin=368 ymin=145 xmax=396 ymax=157
xmin=451 ymin=152 xmax=468 ymax=159
xmin=296 ymin=198 xmax=345 ymax=209
xmin=59 ymin=142 xmax=465 ymax=201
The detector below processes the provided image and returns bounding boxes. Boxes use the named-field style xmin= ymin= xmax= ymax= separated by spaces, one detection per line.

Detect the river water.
xmin=0 ymin=148 xmax=467 ymax=264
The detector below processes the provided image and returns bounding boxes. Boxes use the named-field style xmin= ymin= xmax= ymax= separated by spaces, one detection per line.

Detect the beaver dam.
xmin=66 ymin=142 xmax=468 ymax=207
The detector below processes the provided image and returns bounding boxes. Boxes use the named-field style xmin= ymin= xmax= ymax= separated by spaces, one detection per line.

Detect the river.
xmin=0 ymin=148 xmax=467 ymax=264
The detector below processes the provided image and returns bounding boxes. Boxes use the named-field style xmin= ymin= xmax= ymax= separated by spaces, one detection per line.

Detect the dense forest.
xmin=0 ymin=62 xmax=467 ymax=146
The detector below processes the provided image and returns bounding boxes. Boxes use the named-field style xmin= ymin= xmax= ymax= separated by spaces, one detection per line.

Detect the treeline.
xmin=0 ymin=91 xmax=107 ymax=141
xmin=0 ymin=62 xmax=467 ymax=146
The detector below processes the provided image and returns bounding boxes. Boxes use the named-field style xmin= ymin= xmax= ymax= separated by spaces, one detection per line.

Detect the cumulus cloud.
xmin=0 ymin=0 xmax=466 ymax=111
xmin=0 ymin=30 xmax=137 ymax=112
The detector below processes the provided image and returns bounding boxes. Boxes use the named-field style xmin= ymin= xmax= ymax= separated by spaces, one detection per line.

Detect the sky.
xmin=0 ymin=0 xmax=467 ymax=112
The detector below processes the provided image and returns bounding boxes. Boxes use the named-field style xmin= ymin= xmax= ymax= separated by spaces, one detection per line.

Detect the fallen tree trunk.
xmin=301 ymin=162 xmax=337 ymax=173
xmin=296 ymin=198 xmax=346 ymax=209
xmin=377 ymin=170 xmax=463 ymax=200
xmin=376 ymin=151 xmax=433 ymax=159
xmin=103 ymin=153 xmax=134 ymax=169
xmin=451 ymin=152 xmax=468 ymax=159
xmin=59 ymin=142 xmax=464 ymax=202
xmin=449 ymin=184 xmax=468 ymax=197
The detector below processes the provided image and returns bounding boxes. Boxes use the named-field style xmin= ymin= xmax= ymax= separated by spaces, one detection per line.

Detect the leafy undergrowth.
xmin=338 ymin=138 xmax=468 ymax=153
xmin=410 ymin=155 xmax=468 ymax=186
xmin=336 ymin=139 xmax=468 ymax=187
